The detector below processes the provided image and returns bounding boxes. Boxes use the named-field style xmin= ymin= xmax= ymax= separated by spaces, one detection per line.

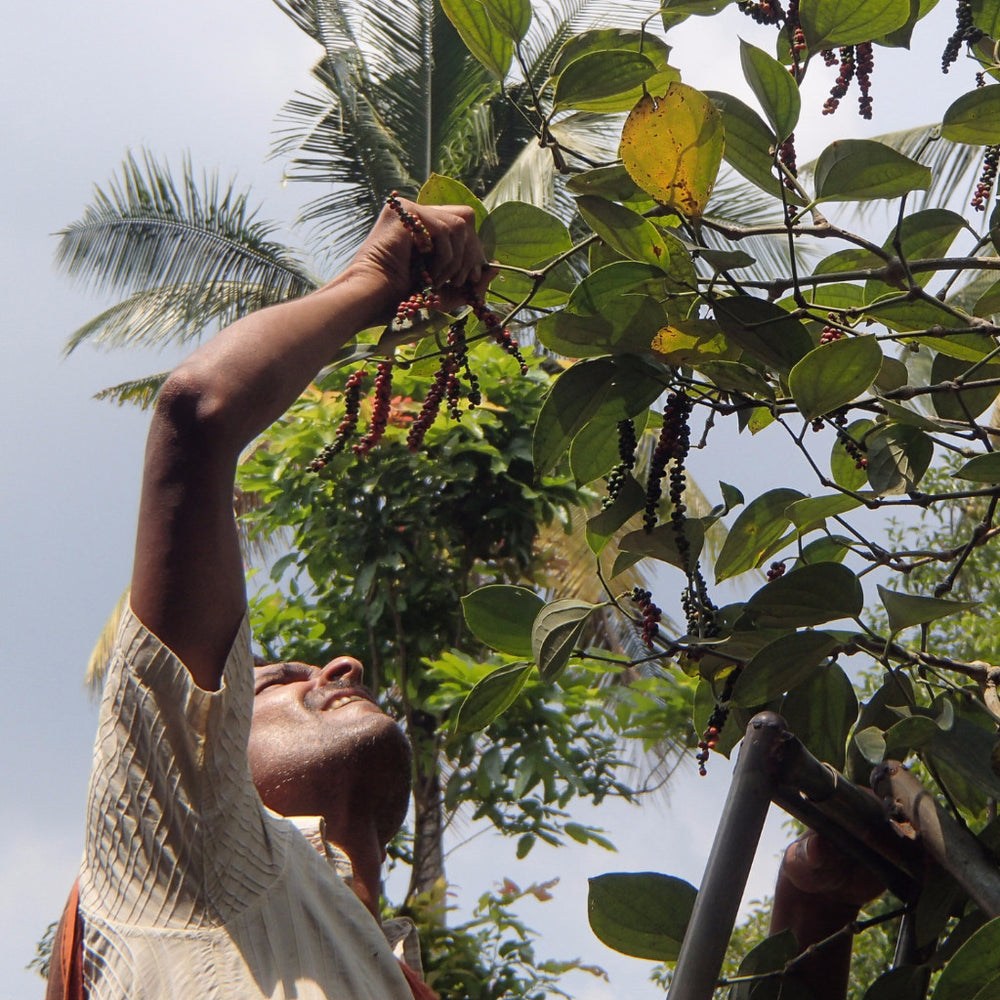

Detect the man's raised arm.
xmin=129 ymin=201 xmax=487 ymax=691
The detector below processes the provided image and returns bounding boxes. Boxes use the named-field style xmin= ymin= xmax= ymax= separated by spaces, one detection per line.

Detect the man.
xmin=52 ymin=195 xmax=878 ymax=1000
xmin=50 ymin=199 xmax=488 ymax=999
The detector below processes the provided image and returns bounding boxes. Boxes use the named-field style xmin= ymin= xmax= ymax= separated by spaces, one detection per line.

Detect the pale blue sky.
xmin=1 ymin=2 xmax=976 ymax=997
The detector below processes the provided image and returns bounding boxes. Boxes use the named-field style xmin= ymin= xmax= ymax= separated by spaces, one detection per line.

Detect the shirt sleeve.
xmin=80 ymin=604 xmax=284 ymax=929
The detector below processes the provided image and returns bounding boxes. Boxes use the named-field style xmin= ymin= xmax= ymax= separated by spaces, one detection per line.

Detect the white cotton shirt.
xmin=78 ymin=606 xmax=415 ymax=1000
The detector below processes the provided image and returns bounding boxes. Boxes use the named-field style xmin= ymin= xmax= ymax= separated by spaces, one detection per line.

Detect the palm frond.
xmin=64 ymin=279 xmax=313 ymax=356
xmin=85 ymin=590 xmax=130 ymax=691
xmin=56 ymin=151 xmax=313 ymax=326
xmin=93 ymin=372 xmax=169 ymax=409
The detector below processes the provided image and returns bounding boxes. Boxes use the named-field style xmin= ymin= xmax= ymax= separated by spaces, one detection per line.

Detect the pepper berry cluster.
xmin=737 ymin=0 xmax=783 ymax=25
xmin=834 ymin=412 xmax=868 ymax=470
xmin=604 ymin=419 xmax=638 ymax=508
xmin=308 ymin=369 xmax=367 ymax=471
xmin=778 ymin=134 xmax=798 ymax=191
xmin=630 ymin=586 xmax=663 ymax=649
xmin=942 ymin=0 xmax=984 ymax=73
xmin=310 ymin=194 xmax=526 ymax=470
xmin=820 ymin=326 xmax=844 ymax=344
xmin=972 ymin=145 xmax=1000 ymax=212
xmin=767 ymin=561 xmax=787 ymax=581
xmin=696 ymin=671 xmax=739 ymax=776
xmin=353 ymin=361 xmax=395 ymax=456
xmin=681 ymin=568 xmax=720 ymax=647
xmin=644 ymin=393 xmax=692 ymax=534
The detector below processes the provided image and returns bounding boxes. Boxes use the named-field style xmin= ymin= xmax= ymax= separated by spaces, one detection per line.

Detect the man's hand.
xmin=343 ymin=199 xmax=491 ymax=319
xmin=779 ymin=830 xmax=885 ymax=908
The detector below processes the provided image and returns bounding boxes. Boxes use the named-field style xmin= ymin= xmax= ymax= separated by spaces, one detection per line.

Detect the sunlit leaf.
xmin=786 ymin=493 xmax=869 ymax=533
xmin=553 ymin=50 xmax=657 ymax=113
xmin=620 ymin=84 xmax=724 ymax=218
xmin=650 ymin=320 xmax=736 ymax=364
xmin=620 ymin=519 xmax=707 ymax=571
xmin=440 ymin=0 xmax=513 ymax=78
xmin=417 ymin=174 xmax=487 ymax=228
xmin=576 ymin=196 xmax=680 ymax=270
xmin=480 ymin=201 xmax=572 ymax=267
xmin=788 ymin=335 xmax=884 ymax=421
xmin=588 ymin=872 xmax=696 ymax=960
xmin=455 ymin=662 xmax=532 ymax=733
xmin=800 ymin=0 xmax=912 ymax=48
xmin=462 ymin=584 xmax=544 ymax=657
xmin=482 ymin=0 xmax=531 ymax=42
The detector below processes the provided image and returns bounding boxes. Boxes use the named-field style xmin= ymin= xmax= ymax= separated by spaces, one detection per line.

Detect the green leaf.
xmin=933 ymin=915 xmax=1000 ymax=1000
xmin=739 ymin=40 xmax=800 ymax=141
xmin=814 ymin=139 xmax=931 ymax=202
xmin=440 ymin=0 xmax=513 ymax=79
xmin=786 ymin=492 xmax=868 ymax=533
xmin=732 ymin=630 xmax=840 ymax=706
xmin=572 ymin=408 xmax=649 ymax=487
xmin=930 ymin=353 xmax=1000 ymax=421
xmin=550 ymin=28 xmax=673 ymax=78
xmin=576 ymin=196 xmax=681 ymax=271
xmin=482 ymin=0 xmax=531 ymax=42
xmin=744 ymin=562 xmax=864 ymax=627
xmin=533 ymin=359 xmax=616 ymax=477
xmin=800 ymin=0 xmax=912 ymax=48
xmin=789 ymin=335 xmax=883 ymax=421
xmin=553 ymin=50 xmax=657 ymax=113
xmin=715 ymin=488 xmax=806 ymax=582
xmin=942 ymin=86 xmax=1000 ymax=145
xmin=925 ymin=715 xmax=1000 ymax=804
xmin=531 ymin=599 xmax=596 ymax=681
xmin=620 ymin=519 xmax=707 ymax=571
xmin=455 ymin=662 xmax=532 ymax=733
xmin=781 ymin=661 xmax=858 ymax=770
xmin=883 ymin=714 xmax=941 ymax=757
xmin=706 ymin=90 xmax=803 ymax=202
xmin=537 ymin=297 xmax=669 ymax=357
xmin=973 ymin=0 xmax=1000 ymax=37
xmin=878 ymin=584 xmax=979 ymax=634
xmin=864 ymin=966 xmax=936 ymax=1000
xmin=417 ymin=174 xmax=487 ymax=228
xmin=462 ymin=584 xmax=544 ymax=657
xmin=587 ymin=872 xmax=697 ymax=961
xmin=729 ymin=929 xmax=799 ymax=1000
xmin=694 ymin=360 xmax=775 ymax=399
xmin=586 ymin=475 xmax=646 ymax=553
xmin=549 ymin=31 xmax=679 ymax=114
xmin=792 ymin=534 xmax=853 ymax=569
xmin=956 ymin=451 xmax=1000 ymax=482
xmin=865 ymin=424 xmax=934 ymax=494
xmin=479 ymin=201 xmax=572 ymax=267
xmin=712 ymin=296 xmax=813 ymax=373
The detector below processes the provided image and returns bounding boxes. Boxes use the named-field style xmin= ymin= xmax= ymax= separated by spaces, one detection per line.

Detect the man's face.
xmin=248 ymin=656 xmax=411 ymax=846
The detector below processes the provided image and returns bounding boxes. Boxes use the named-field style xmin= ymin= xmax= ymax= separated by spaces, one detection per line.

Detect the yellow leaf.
xmin=620 ymin=83 xmax=724 ymax=219
xmin=650 ymin=320 xmax=735 ymax=364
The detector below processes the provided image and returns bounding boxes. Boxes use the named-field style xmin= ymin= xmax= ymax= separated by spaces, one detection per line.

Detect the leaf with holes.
xmin=620 ymin=84 xmax=724 ymax=218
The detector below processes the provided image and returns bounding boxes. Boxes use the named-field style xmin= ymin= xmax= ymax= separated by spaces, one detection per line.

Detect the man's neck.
xmin=324 ymin=815 xmax=384 ymax=918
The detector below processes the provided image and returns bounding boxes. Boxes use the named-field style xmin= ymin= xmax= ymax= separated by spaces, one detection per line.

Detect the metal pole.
xmin=667 ymin=712 xmax=787 ymax=1000
xmin=872 ymin=760 xmax=1000 ymax=917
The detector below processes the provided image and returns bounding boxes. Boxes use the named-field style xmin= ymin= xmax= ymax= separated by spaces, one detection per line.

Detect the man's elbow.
xmin=151 ymin=365 xmax=237 ymax=458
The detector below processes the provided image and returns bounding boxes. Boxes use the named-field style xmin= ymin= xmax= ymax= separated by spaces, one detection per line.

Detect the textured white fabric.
xmin=79 ymin=605 xmax=414 ymax=1000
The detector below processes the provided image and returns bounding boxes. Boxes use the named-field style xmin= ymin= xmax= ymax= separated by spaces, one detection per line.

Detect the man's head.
xmin=248 ymin=656 xmax=412 ymax=850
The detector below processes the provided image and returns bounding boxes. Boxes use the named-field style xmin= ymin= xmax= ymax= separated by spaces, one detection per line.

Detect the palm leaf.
xmin=56 ymin=151 xmax=313 ymax=317
xmin=64 ymin=279 xmax=313 ymax=356
xmin=93 ymin=372 xmax=169 ymax=409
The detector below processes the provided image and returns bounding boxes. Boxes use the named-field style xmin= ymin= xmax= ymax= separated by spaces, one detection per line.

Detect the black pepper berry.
xmin=630 ymin=586 xmax=663 ymax=649
xmin=354 ymin=361 xmax=395 ymax=456
xmin=942 ymin=0 xmax=984 ymax=73
xmin=308 ymin=368 xmax=367 ymax=471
